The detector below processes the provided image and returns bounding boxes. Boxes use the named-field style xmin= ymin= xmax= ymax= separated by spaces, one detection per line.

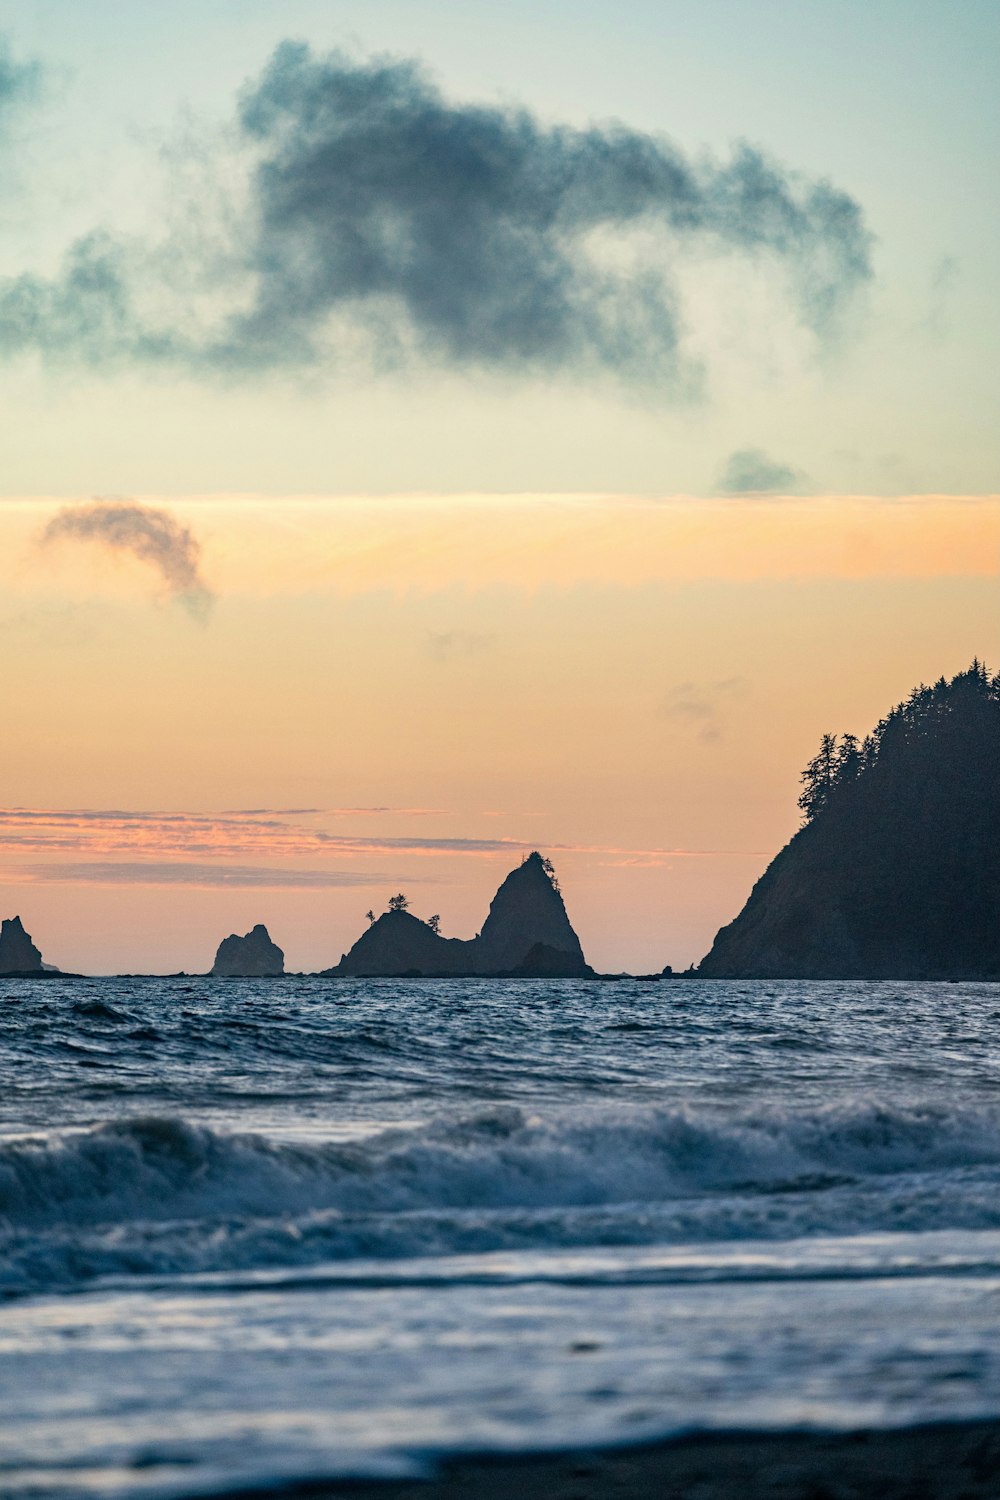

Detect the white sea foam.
xmin=2 ymin=1101 xmax=1000 ymax=1294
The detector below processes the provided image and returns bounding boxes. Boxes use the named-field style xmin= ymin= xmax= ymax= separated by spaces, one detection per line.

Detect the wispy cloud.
xmin=8 ymin=862 xmax=406 ymax=888
xmin=661 ymin=676 xmax=746 ymax=743
xmin=716 ymin=449 xmax=811 ymax=495
xmin=0 ymin=808 xmax=531 ymax=859
xmin=0 ymin=44 xmax=872 ymax=392
xmin=426 ymin=630 xmax=496 ymax=661
xmin=0 ymin=38 xmax=42 ymax=124
xmin=921 ymin=254 xmax=959 ymax=341
xmin=0 ymin=807 xmax=767 ymax=866
xmin=39 ymin=500 xmax=214 ymax=617
xmin=220 ymin=807 xmax=447 ymax=817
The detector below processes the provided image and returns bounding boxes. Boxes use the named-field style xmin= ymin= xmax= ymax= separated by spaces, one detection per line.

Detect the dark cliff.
xmin=211 ymin=924 xmax=285 ymax=977
xmin=325 ymin=853 xmax=592 ymax=978
xmin=0 ymin=916 xmax=44 ymax=975
xmin=699 ymin=663 xmax=1000 ymax=980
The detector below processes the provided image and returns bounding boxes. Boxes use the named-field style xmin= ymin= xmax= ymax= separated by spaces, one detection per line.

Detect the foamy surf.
xmin=2 ymin=1098 xmax=1000 ymax=1295
xmin=1 ymin=977 xmax=999 ymax=1495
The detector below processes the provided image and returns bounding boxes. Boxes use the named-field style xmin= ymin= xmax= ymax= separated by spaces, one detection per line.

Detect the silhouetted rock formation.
xmin=475 ymin=856 xmax=588 ymax=972
xmin=700 ymin=663 xmax=1000 ymax=979
xmin=211 ymin=923 xmax=285 ymax=977
xmin=325 ymin=853 xmax=592 ymax=977
xmin=328 ymin=908 xmax=465 ymax=977
xmin=0 ymin=916 xmax=44 ymax=974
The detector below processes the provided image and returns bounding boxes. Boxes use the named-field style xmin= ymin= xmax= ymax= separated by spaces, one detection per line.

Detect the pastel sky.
xmin=0 ymin=3 xmax=997 ymax=973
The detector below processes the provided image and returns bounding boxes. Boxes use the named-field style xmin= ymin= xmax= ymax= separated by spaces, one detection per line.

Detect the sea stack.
xmin=325 ymin=852 xmax=592 ymax=978
xmin=473 ymin=854 xmax=589 ymax=975
xmin=0 ymin=916 xmax=44 ymax=974
xmin=211 ymin=923 xmax=285 ymax=977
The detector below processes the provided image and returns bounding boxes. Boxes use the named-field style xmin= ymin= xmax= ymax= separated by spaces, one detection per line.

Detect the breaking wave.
xmin=3 ymin=1100 xmax=1000 ymax=1295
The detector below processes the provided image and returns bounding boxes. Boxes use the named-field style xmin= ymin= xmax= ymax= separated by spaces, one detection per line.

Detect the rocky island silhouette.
xmin=324 ymin=851 xmax=593 ymax=978
xmin=211 ymin=923 xmax=285 ymax=977
xmin=0 ymin=916 xmax=45 ymax=975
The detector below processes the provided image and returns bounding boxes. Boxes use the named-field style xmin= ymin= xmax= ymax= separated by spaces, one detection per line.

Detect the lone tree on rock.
xmin=427 ymin=914 xmax=441 ymax=934
xmin=387 ymin=893 xmax=410 ymax=912
xmin=365 ymin=910 xmax=376 ymax=925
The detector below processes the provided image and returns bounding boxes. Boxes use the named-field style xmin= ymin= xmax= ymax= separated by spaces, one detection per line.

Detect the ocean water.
xmin=1 ymin=977 xmax=999 ymax=1496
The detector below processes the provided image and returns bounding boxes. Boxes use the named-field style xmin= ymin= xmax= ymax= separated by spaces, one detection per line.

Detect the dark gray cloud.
xmin=0 ymin=38 xmax=41 ymax=122
xmin=0 ymin=43 xmax=873 ymax=389
xmin=716 ymin=447 xmax=810 ymax=495
xmin=40 ymin=500 xmax=213 ymax=617
xmin=0 ymin=233 xmax=177 ymax=367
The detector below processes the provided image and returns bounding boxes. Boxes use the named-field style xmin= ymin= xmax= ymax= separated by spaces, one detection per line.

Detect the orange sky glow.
xmin=3 ymin=493 xmax=997 ymax=974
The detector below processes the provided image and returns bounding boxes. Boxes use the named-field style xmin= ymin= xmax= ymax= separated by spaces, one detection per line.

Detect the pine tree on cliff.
xmin=797 ymin=662 xmax=998 ymax=830
xmin=798 ymin=732 xmax=840 ymax=821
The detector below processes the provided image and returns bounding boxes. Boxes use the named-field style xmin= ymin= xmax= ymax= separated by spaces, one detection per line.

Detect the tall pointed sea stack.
xmin=474 ymin=854 xmax=588 ymax=975
xmin=699 ymin=663 xmax=1000 ymax=979
xmin=325 ymin=853 xmax=592 ymax=978
xmin=0 ymin=916 xmax=44 ymax=975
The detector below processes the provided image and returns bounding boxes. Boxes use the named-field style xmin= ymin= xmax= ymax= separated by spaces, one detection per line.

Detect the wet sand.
xmin=213 ymin=1421 xmax=1000 ymax=1499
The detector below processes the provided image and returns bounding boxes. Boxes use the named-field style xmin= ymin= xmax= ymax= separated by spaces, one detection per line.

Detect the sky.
xmin=0 ymin=2 xmax=997 ymax=973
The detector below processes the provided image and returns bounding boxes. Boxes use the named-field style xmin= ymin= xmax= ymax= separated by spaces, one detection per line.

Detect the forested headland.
xmin=699 ymin=663 xmax=1000 ymax=979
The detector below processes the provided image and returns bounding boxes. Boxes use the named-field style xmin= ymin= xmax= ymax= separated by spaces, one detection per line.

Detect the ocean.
xmin=1 ymin=977 xmax=999 ymax=1497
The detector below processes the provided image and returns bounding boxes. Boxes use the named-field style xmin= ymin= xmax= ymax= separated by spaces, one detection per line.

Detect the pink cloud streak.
xmin=0 ymin=807 xmax=770 ymax=874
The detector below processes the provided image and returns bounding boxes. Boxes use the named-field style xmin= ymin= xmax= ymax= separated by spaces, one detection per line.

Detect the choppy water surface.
xmin=1 ymin=978 xmax=999 ymax=1496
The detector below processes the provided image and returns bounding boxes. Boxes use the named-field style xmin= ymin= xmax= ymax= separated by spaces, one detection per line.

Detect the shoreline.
xmin=4 ymin=972 xmax=999 ymax=982
xmin=189 ymin=1421 xmax=1000 ymax=1500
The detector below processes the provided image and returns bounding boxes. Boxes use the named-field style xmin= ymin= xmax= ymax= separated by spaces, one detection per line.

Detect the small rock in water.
xmin=211 ymin=924 xmax=285 ymax=977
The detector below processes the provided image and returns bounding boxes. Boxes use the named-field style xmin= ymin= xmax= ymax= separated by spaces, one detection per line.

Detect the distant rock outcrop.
xmin=211 ymin=923 xmax=285 ymax=977
xmin=699 ymin=663 xmax=1000 ymax=980
xmin=474 ymin=856 xmax=588 ymax=973
xmin=325 ymin=853 xmax=592 ymax=978
xmin=0 ymin=916 xmax=44 ymax=974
